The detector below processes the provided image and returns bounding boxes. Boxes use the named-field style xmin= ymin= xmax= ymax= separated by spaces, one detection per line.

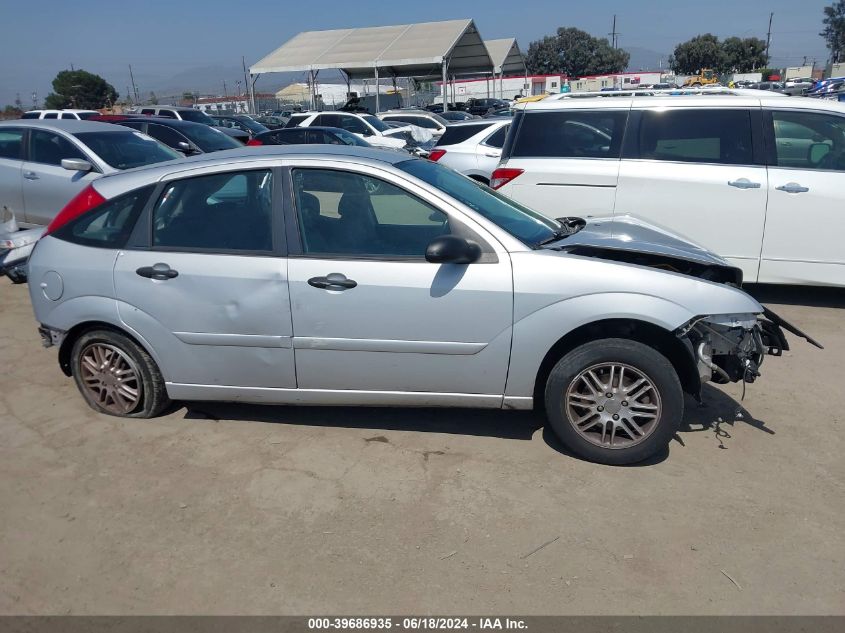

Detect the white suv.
xmin=494 ymin=95 xmax=845 ymax=286
xmin=21 ymin=109 xmax=100 ymax=120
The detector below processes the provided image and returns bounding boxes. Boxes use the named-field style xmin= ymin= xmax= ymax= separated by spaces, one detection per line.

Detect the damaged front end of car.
xmin=675 ymin=309 xmax=822 ymax=397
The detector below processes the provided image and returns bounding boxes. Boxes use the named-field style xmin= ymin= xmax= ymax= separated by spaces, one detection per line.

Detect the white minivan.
xmin=494 ymin=95 xmax=845 ymax=286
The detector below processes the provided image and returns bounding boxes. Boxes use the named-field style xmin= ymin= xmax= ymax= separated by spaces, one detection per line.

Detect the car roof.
xmin=97 ymin=145 xmax=410 ymax=185
xmin=443 ymin=118 xmax=508 ymax=127
xmin=114 ymin=117 xmax=214 ymax=129
xmin=141 ymin=105 xmax=196 ymax=111
xmin=24 ymin=109 xmax=99 ymax=114
xmin=0 ymin=119 xmax=131 ymax=133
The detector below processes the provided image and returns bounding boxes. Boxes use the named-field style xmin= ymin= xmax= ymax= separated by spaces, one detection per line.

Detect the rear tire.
xmin=71 ymin=329 xmax=170 ymax=418
xmin=544 ymin=338 xmax=683 ymax=465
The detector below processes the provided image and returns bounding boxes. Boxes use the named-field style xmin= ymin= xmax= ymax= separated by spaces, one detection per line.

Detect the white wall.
xmin=784 ymin=66 xmax=813 ymax=80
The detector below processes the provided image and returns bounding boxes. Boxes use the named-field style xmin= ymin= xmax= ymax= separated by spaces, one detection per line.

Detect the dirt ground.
xmin=0 ymin=281 xmax=843 ymax=615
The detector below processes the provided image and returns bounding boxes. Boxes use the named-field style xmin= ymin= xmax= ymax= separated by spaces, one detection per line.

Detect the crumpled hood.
xmin=556 ymin=214 xmax=730 ymax=268
xmin=383 ymin=124 xmax=435 ymax=143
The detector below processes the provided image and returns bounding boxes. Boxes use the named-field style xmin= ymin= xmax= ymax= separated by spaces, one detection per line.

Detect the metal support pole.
xmin=441 ymin=59 xmax=448 ymax=112
xmin=249 ymin=73 xmax=259 ymax=114
xmin=374 ymin=66 xmax=380 ymax=113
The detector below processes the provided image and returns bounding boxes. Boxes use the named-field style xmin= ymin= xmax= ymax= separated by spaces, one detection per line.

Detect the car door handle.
xmin=776 ymin=182 xmax=810 ymax=194
xmin=308 ymin=273 xmax=357 ymax=290
xmin=727 ymin=178 xmax=761 ymax=189
xmin=23 ymin=171 xmax=39 ymax=180
xmin=484 ymin=152 xmax=500 ymax=157
xmin=136 ymin=263 xmax=179 ymax=280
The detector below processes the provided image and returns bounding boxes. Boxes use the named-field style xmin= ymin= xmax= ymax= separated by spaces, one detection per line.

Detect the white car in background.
xmin=494 ymin=94 xmax=845 ymax=286
xmin=21 ymin=109 xmax=100 ymax=120
xmin=297 ymin=111 xmax=407 ymax=150
xmin=429 ymin=118 xmax=510 ymax=184
xmin=377 ymin=110 xmax=448 ymax=140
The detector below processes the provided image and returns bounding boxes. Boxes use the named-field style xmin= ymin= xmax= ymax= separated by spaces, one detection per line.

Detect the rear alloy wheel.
xmin=71 ymin=329 xmax=170 ymax=418
xmin=545 ymin=338 xmax=683 ymax=465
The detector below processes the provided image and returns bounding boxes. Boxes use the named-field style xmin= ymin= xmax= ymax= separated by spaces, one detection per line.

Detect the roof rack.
xmin=543 ymin=87 xmax=783 ymax=100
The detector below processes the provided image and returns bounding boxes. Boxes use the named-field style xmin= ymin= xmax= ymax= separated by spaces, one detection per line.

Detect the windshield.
xmin=235 ymin=117 xmax=268 ymax=133
xmin=333 ymin=129 xmax=371 ymax=146
xmin=177 ymin=109 xmax=215 ymax=125
xmin=397 ymin=159 xmax=559 ymax=246
xmin=181 ymin=124 xmax=242 ymax=152
xmin=362 ymin=115 xmax=390 ymax=133
xmin=74 ymin=131 xmax=180 ymax=169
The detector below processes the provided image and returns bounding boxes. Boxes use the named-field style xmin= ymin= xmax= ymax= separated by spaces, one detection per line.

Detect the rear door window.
xmin=510 ymin=110 xmax=627 ymax=158
xmin=42 ymin=112 xmax=58 ymax=119
xmin=634 ymin=109 xmax=754 ymax=165
xmin=152 ymin=170 xmax=274 ymax=252
xmin=275 ymin=129 xmax=307 ymax=144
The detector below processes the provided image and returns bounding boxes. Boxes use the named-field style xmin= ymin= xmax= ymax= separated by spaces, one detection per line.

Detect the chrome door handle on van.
xmin=136 ymin=263 xmax=179 ymax=280
xmin=727 ymin=178 xmax=761 ymax=189
xmin=776 ymin=183 xmax=810 ymax=194
xmin=308 ymin=273 xmax=357 ymax=290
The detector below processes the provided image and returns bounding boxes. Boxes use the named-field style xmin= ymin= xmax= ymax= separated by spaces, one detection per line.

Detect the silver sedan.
xmin=26 ymin=145 xmax=798 ymax=464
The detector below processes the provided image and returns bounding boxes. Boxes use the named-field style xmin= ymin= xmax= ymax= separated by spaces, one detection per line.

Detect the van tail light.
xmin=428 ymin=149 xmax=447 ymax=161
xmin=490 ymin=167 xmax=524 ymax=190
xmin=44 ymin=184 xmax=106 ymax=236
xmin=247 ymin=138 xmax=263 ymax=146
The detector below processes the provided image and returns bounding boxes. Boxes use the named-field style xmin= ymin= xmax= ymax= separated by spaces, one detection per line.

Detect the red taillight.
xmin=428 ymin=148 xmax=446 ymax=161
xmin=44 ymin=185 xmax=106 ymax=236
xmin=489 ymin=167 xmax=524 ymax=190
xmin=247 ymin=138 xmax=263 ymax=146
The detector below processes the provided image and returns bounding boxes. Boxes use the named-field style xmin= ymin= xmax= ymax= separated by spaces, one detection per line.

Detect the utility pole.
xmin=765 ymin=13 xmax=773 ymax=63
xmin=129 ymin=64 xmax=139 ymax=104
xmin=609 ymin=15 xmax=619 ymax=49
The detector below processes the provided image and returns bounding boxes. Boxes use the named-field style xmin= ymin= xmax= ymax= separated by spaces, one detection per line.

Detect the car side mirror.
xmin=425 ymin=235 xmax=481 ymax=264
xmin=176 ymin=141 xmax=194 ymax=154
xmin=61 ymin=158 xmax=93 ymax=172
xmin=809 ymin=142 xmax=831 ymax=165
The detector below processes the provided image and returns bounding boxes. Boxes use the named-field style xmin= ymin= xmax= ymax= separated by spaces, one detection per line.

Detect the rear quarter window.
xmin=510 ymin=110 xmax=627 ymax=158
xmin=52 ymin=186 xmax=154 ymax=248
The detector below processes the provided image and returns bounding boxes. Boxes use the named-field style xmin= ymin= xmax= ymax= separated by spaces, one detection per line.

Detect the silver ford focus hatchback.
xmin=26 ymin=146 xmax=813 ymax=464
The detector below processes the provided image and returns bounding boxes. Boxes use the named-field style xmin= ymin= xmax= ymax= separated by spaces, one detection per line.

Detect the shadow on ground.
xmin=181 ymin=383 xmax=769 ymax=465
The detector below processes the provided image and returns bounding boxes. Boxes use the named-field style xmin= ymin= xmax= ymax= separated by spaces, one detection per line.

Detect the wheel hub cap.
xmin=79 ymin=343 xmax=142 ymax=415
xmin=565 ymin=362 xmax=662 ymax=449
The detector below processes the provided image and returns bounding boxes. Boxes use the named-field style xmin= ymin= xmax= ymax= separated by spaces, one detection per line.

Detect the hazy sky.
xmin=0 ymin=0 xmax=833 ymax=107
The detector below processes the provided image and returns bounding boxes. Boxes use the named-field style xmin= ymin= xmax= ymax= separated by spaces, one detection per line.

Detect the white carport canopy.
xmin=484 ymin=38 xmax=527 ymax=76
xmin=249 ymin=19 xmax=494 ymax=111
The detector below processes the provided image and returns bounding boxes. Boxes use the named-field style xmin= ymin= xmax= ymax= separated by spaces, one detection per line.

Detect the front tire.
xmin=544 ymin=338 xmax=683 ymax=465
xmin=71 ymin=329 xmax=170 ymax=418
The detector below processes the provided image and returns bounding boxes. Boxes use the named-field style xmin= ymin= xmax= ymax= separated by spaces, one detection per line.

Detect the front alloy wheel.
xmin=565 ymin=363 xmax=662 ymax=449
xmin=545 ymin=338 xmax=684 ymax=465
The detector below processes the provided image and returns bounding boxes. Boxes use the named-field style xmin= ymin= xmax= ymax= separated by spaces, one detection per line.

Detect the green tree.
xmin=669 ymin=34 xmax=725 ymax=74
xmin=822 ymin=0 xmax=845 ymax=63
xmin=526 ymin=27 xmax=630 ymax=77
xmin=148 ymin=91 xmax=158 ymax=105
xmin=722 ymin=36 xmax=768 ymax=72
xmin=43 ymin=69 xmax=118 ymax=110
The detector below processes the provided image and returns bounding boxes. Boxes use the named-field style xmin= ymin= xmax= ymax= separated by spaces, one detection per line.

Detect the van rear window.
xmin=510 ymin=110 xmax=627 ymax=159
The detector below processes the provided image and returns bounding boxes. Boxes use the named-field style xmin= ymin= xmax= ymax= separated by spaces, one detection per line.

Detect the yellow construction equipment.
xmin=682 ymin=69 xmax=719 ymax=87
